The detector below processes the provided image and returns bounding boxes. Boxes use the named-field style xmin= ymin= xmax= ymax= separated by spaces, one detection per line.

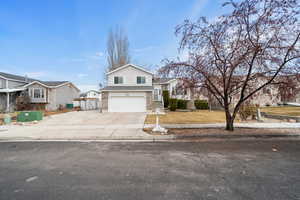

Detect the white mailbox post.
xmin=152 ymin=108 xmax=168 ymax=134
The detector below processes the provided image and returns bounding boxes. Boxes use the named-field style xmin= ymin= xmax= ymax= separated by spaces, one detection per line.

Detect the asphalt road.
xmin=0 ymin=140 xmax=300 ymax=200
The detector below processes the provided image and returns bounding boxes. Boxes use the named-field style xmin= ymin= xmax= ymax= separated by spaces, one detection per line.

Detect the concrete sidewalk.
xmin=144 ymin=122 xmax=300 ymax=129
xmin=1 ymin=111 xmax=299 ymax=141
xmin=0 ymin=124 xmax=173 ymax=141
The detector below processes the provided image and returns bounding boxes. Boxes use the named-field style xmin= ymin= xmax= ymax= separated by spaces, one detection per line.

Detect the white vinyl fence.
xmin=73 ymin=98 xmax=100 ymax=111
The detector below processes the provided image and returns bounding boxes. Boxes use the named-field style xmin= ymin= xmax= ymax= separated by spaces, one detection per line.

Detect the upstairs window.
xmin=114 ymin=76 xmax=123 ymax=84
xmin=137 ymin=76 xmax=146 ymax=84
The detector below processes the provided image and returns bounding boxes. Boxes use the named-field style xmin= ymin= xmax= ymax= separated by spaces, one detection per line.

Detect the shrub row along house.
xmin=100 ymin=64 xmax=300 ymax=112
xmin=0 ymin=72 xmax=80 ymax=112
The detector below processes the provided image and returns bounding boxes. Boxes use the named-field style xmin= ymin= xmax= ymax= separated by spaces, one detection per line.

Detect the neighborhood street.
xmin=0 ymin=140 xmax=300 ymax=200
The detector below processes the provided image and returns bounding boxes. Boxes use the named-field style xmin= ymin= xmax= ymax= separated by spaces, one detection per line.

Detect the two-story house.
xmin=0 ymin=72 xmax=80 ymax=112
xmin=100 ymin=64 xmax=192 ymax=112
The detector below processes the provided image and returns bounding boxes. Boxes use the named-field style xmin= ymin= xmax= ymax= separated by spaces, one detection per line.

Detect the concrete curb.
xmin=173 ymin=133 xmax=300 ymax=140
xmin=0 ymin=140 xmax=174 ymax=143
xmin=0 ymin=135 xmax=175 ymax=142
xmin=0 ymin=133 xmax=299 ymax=142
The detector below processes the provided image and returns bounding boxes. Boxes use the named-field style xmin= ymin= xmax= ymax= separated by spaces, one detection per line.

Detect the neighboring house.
xmin=201 ymin=75 xmax=300 ymax=108
xmin=82 ymin=90 xmax=101 ymax=99
xmin=153 ymin=78 xmax=192 ymax=101
xmin=100 ymin=64 xmax=191 ymax=112
xmin=0 ymin=72 xmax=80 ymax=112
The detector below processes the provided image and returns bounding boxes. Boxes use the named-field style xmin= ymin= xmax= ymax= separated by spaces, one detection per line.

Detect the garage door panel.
xmin=108 ymin=96 xmax=146 ymax=112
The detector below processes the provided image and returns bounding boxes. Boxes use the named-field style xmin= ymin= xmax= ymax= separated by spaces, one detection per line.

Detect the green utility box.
xmin=17 ymin=111 xmax=43 ymax=122
xmin=66 ymin=104 xmax=74 ymax=109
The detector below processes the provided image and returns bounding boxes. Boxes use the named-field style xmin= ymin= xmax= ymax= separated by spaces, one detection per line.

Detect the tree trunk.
xmin=225 ymin=109 xmax=234 ymax=131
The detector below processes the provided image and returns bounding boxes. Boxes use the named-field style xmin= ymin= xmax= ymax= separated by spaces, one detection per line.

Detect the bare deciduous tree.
xmin=107 ymin=26 xmax=130 ymax=71
xmin=159 ymin=0 xmax=300 ymax=131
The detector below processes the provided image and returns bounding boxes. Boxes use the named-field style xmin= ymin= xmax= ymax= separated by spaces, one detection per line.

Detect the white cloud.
xmin=25 ymin=71 xmax=47 ymax=79
xmin=133 ymin=46 xmax=157 ymax=54
xmin=87 ymin=64 xmax=102 ymax=70
xmin=86 ymin=52 xmax=105 ymax=60
xmin=60 ymin=58 xmax=85 ymax=63
xmin=95 ymin=52 xmax=104 ymax=57
xmin=77 ymin=84 xmax=99 ymax=92
xmin=60 ymin=52 xmax=105 ymax=64
xmin=189 ymin=0 xmax=209 ymax=20
xmin=77 ymin=73 xmax=88 ymax=78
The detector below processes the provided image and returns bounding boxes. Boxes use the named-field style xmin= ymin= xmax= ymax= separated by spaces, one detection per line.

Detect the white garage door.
xmin=108 ymin=95 xmax=146 ymax=112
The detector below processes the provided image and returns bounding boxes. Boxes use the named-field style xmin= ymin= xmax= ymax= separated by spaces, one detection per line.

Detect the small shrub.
xmin=169 ymin=98 xmax=178 ymax=111
xmin=162 ymin=90 xmax=169 ymax=108
xmin=16 ymin=95 xmax=31 ymax=111
xmin=58 ymin=104 xmax=65 ymax=111
xmin=194 ymin=100 xmax=209 ymax=110
xmin=238 ymin=104 xmax=258 ymax=121
xmin=177 ymin=99 xmax=188 ymax=109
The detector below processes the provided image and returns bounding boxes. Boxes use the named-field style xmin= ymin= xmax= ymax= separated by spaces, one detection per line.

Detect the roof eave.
xmin=0 ymin=88 xmax=26 ymax=93
xmin=101 ymin=89 xmax=153 ymax=92
xmin=106 ymin=64 xmax=154 ymax=75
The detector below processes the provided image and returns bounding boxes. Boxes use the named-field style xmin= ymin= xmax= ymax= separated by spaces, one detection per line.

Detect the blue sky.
xmin=0 ymin=0 xmax=227 ymax=92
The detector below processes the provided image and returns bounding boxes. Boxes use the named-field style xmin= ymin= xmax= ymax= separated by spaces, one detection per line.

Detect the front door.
xmin=154 ymin=89 xmax=161 ymax=101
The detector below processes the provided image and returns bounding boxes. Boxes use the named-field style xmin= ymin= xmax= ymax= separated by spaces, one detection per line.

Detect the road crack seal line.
xmin=25 ymin=176 xmax=38 ymax=183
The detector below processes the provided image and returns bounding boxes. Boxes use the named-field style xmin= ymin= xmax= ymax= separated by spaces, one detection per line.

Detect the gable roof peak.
xmin=106 ymin=63 xmax=153 ymax=75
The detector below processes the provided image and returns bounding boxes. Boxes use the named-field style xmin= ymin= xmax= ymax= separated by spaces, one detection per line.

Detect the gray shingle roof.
xmin=0 ymin=72 xmax=69 ymax=87
xmin=101 ymin=86 xmax=154 ymax=91
xmin=0 ymin=72 xmax=38 ymax=83
xmin=40 ymin=81 xmax=68 ymax=87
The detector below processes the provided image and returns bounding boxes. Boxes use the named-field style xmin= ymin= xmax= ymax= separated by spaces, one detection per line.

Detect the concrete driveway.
xmin=0 ymin=111 xmax=157 ymax=140
xmin=39 ymin=111 xmax=146 ymax=127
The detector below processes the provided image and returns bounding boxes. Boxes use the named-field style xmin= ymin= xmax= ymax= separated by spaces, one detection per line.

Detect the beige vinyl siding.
xmin=7 ymin=80 xmax=26 ymax=88
xmin=107 ymin=65 xmax=152 ymax=86
xmin=47 ymin=83 xmax=79 ymax=110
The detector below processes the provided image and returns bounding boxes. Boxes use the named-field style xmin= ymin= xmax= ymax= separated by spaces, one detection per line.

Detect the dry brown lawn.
xmin=0 ymin=112 xmax=18 ymax=119
xmin=0 ymin=110 xmax=72 ymax=121
xmin=43 ymin=109 xmax=72 ymax=116
xmin=145 ymin=110 xmax=228 ymax=124
xmin=261 ymin=106 xmax=300 ymax=117
xmin=0 ymin=112 xmax=18 ymax=125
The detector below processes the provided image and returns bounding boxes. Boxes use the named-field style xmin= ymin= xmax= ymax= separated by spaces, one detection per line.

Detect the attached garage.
xmin=108 ymin=92 xmax=146 ymax=112
xmin=101 ymin=86 xmax=153 ymax=112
